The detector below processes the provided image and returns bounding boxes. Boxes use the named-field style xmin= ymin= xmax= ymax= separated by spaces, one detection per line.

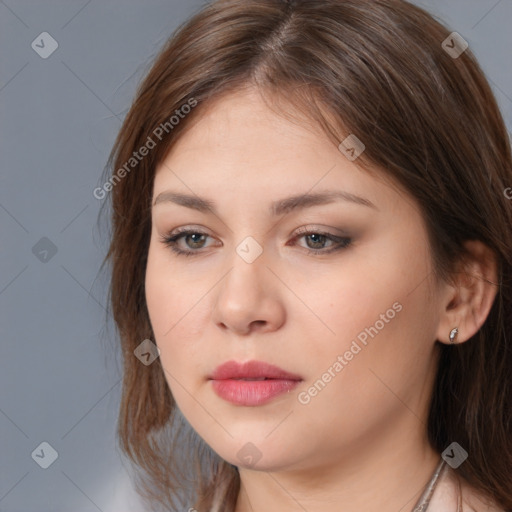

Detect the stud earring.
xmin=449 ymin=327 xmax=459 ymax=344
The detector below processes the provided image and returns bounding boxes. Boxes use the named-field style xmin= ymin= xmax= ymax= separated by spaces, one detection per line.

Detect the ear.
xmin=436 ymin=240 xmax=499 ymax=345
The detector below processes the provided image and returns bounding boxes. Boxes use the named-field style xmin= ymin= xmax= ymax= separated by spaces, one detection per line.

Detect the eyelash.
xmin=159 ymin=227 xmax=352 ymax=257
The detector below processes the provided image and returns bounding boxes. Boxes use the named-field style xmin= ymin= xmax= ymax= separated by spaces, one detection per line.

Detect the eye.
xmin=289 ymin=228 xmax=352 ymax=254
xmin=159 ymin=228 xmax=214 ymax=257
xmin=159 ymin=227 xmax=352 ymax=257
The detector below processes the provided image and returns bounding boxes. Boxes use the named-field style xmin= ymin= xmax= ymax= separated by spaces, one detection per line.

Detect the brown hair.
xmin=99 ymin=0 xmax=512 ymax=510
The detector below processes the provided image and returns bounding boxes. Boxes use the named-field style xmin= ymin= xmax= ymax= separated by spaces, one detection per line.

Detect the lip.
xmin=209 ymin=360 xmax=303 ymax=406
xmin=210 ymin=360 xmax=302 ymax=381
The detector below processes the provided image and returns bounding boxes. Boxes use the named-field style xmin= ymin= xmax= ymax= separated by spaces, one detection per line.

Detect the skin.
xmin=145 ymin=86 xmax=498 ymax=512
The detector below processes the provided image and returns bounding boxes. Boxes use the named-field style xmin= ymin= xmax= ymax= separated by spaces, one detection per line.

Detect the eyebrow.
xmin=152 ymin=189 xmax=378 ymax=216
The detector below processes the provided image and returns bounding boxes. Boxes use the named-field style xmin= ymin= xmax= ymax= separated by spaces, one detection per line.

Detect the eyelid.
xmin=164 ymin=224 xmax=349 ymax=239
xmin=292 ymin=225 xmax=350 ymax=237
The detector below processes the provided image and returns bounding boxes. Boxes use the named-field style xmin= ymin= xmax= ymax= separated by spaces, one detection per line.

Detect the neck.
xmin=234 ymin=420 xmax=441 ymax=512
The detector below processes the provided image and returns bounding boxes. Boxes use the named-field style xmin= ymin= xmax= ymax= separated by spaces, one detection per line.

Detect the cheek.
xmin=310 ymin=238 xmax=436 ymax=370
xmin=291 ymin=253 xmax=408 ymax=348
xmin=293 ymin=275 xmax=437 ymax=442
xmin=145 ymin=242 xmax=211 ymax=375
xmin=145 ymin=248 xmax=176 ymax=339
xmin=327 ymin=253 xmax=437 ymax=397
xmin=145 ymin=244 xmax=182 ymax=355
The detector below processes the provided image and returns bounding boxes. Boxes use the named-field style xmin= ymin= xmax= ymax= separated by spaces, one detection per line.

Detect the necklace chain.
xmin=411 ymin=458 xmax=462 ymax=512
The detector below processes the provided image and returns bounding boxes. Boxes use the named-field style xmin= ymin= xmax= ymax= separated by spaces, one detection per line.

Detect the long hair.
xmin=99 ymin=1 xmax=512 ymax=510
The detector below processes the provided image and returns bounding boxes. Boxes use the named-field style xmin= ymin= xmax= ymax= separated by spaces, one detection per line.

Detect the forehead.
xmin=152 ymin=87 xmax=410 ymax=219
xmin=166 ymin=88 xmax=328 ymax=158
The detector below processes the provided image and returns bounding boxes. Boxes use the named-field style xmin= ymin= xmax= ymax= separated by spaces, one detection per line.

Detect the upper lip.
xmin=209 ymin=360 xmax=303 ymax=381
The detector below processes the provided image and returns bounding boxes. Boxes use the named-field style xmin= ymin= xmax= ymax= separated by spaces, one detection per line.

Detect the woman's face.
xmin=145 ymin=87 xmax=445 ymax=471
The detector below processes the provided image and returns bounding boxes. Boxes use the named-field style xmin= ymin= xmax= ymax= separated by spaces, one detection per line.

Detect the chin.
xmin=207 ymin=436 xmax=304 ymax=472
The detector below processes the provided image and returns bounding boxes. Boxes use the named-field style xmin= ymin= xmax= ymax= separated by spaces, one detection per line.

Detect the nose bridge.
xmin=211 ymin=234 xmax=283 ymax=333
xmin=221 ymin=234 xmax=268 ymax=301
xmin=221 ymin=202 xmax=270 ymax=270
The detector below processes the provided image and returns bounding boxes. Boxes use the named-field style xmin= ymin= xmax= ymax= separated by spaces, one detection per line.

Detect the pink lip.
xmin=209 ymin=360 xmax=302 ymax=406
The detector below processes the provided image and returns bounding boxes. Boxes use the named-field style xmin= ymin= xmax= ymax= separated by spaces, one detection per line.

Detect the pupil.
xmin=188 ymin=234 xmax=204 ymax=247
xmin=308 ymin=234 xmax=325 ymax=248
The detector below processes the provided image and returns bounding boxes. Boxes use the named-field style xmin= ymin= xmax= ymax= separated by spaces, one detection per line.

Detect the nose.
xmin=211 ymin=247 xmax=286 ymax=336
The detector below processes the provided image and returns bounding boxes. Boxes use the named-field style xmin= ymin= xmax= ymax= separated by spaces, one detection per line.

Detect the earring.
xmin=449 ymin=327 xmax=459 ymax=344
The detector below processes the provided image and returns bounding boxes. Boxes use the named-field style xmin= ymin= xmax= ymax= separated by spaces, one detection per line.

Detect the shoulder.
xmin=460 ymin=478 xmax=506 ymax=512
xmin=428 ymin=465 xmax=506 ymax=512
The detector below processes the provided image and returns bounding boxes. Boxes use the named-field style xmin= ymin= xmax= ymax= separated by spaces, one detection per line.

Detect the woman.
xmin=101 ymin=0 xmax=512 ymax=510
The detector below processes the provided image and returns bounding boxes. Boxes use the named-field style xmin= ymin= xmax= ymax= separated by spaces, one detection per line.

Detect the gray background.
xmin=1 ymin=1 xmax=511 ymax=511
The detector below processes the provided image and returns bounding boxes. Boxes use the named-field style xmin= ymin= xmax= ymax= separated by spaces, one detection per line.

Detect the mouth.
xmin=209 ymin=360 xmax=303 ymax=381
xmin=208 ymin=360 xmax=303 ymax=406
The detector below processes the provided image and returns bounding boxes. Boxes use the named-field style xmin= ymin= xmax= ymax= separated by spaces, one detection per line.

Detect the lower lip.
xmin=210 ymin=379 xmax=300 ymax=406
